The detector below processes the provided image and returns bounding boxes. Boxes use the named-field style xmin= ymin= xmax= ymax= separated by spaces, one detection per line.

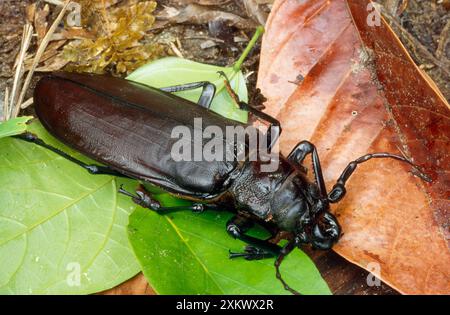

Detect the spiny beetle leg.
xmin=160 ymin=81 xmax=216 ymax=109
xmin=118 ymin=184 xmax=209 ymax=214
xmin=229 ymin=245 xmax=274 ymax=260
xmin=217 ymin=71 xmax=281 ymax=152
xmin=227 ymin=215 xmax=282 ymax=260
xmin=14 ymin=132 xmax=128 ymax=178
xmin=288 ymin=141 xmax=327 ymax=197
xmin=119 ymin=184 xmax=162 ymax=211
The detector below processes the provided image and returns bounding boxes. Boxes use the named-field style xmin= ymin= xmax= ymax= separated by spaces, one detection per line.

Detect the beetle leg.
xmin=14 ymin=133 xmax=128 ymax=178
xmin=118 ymin=184 xmax=211 ymax=214
xmin=327 ymin=153 xmax=431 ymax=203
xmin=288 ymin=141 xmax=327 ymax=197
xmin=217 ymin=71 xmax=281 ymax=151
xmin=160 ymin=82 xmax=216 ymax=109
xmin=227 ymin=215 xmax=282 ymax=260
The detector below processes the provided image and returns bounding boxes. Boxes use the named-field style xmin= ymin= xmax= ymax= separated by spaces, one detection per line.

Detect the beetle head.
xmin=294 ymin=182 xmax=341 ymax=250
xmin=297 ymin=210 xmax=341 ymax=250
xmin=273 ymin=173 xmax=341 ymax=250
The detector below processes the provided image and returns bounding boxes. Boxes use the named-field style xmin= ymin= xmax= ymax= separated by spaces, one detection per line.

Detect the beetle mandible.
xmin=16 ymin=71 xmax=429 ymax=294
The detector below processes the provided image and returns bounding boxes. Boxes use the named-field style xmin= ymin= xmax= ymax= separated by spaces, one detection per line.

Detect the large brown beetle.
xmin=16 ymin=71 xmax=429 ymax=294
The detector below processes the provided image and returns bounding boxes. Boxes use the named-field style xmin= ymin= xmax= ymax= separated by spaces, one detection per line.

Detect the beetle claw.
xmin=228 ymin=246 xmax=272 ymax=260
xmin=191 ymin=204 xmax=205 ymax=213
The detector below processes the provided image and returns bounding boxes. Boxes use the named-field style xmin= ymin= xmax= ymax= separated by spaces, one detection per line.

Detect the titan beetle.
xmin=17 ymin=72 xmax=428 ymax=294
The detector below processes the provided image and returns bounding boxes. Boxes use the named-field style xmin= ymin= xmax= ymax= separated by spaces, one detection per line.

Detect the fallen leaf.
xmin=24 ymin=40 xmax=67 ymax=71
xmin=100 ymin=273 xmax=155 ymax=295
xmin=258 ymin=0 xmax=449 ymax=294
xmin=25 ymin=3 xmax=36 ymax=25
xmin=174 ymin=0 xmax=235 ymax=5
xmin=157 ymin=4 xmax=258 ymax=30
xmin=34 ymin=4 xmax=50 ymax=44
xmin=35 ymin=54 xmax=69 ymax=72
xmin=242 ymin=0 xmax=269 ymax=25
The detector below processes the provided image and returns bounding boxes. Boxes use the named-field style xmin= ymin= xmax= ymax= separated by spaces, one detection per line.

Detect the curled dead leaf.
xmin=157 ymin=4 xmax=258 ymax=30
xmin=258 ymin=0 xmax=449 ymax=294
xmin=35 ymin=4 xmax=50 ymax=44
xmin=242 ymin=0 xmax=269 ymax=25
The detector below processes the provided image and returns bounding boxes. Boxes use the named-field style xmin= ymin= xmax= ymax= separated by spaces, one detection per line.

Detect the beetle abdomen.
xmin=34 ymin=72 xmax=242 ymax=198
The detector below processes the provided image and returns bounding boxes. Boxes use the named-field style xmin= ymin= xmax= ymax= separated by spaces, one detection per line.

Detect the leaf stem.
xmin=233 ymin=26 xmax=265 ymax=72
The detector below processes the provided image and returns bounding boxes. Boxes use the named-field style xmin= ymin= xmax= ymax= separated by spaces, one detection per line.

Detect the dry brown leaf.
xmin=258 ymin=0 xmax=449 ymax=294
xmin=60 ymin=27 xmax=96 ymax=40
xmin=24 ymin=40 xmax=67 ymax=69
xmin=101 ymin=273 xmax=154 ymax=295
xmin=157 ymin=4 xmax=258 ymax=30
xmin=242 ymin=0 xmax=269 ymax=25
xmin=169 ymin=0 xmax=234 ymax=5
xmin=25 ymin=3 xmax=37 ymax=24
xmin=35 ymin=54 xmax=69 ymax=72
xmin=35 ymin=4 xmax=50 ymax=44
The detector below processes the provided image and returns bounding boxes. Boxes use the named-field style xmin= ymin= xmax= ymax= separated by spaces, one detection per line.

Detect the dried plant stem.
xmin=436 ymin=19 xmax=450 ymax=61
xmin=44 ymin=0 xmax=64 ymax=6
xmin=8 ymin=23 xmax=34 ymax=120
xmin=3 ymin=87 xmax=10 ymax=122
xmin=21 ymin=98 xmax=34 ymax=110
xmin=13 ymin=0 xmax=72 ymax=119
xmin=169 ymin=42 xmax=184 ymax=58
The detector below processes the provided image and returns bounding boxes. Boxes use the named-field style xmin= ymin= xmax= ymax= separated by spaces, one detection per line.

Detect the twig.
xmin=184 ymin=35 xmax=225 ymax=43
xmin=3 ymin=87 xmax=9 ymax=122
xmin=9 ymin=23 xmax=34 ymax=120
xmin=384 ymin=0 xmax=409 ymax=17
xmin=169 ymin=42 xmax=184 ymax=58
xmin=13 ymin=0 xmax=72 ymax=119
xmin=20 ymin=98 xmax=34 ymax=110
xmin=436 ymin=19 xmax=450 ymax=61
xmin=44 ymin=0 xmax=64 ymax=6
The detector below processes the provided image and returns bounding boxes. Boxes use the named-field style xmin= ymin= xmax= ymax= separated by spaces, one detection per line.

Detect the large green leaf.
xmin=127 ymin=57 xmax=249 ymax=123
xmin=0 ymin=116 xmax=32 ymax=139
xmin=0 ymin=121 xmax=140 ymax=294
xmin=128 ymin=191 xmax=331 ymax=295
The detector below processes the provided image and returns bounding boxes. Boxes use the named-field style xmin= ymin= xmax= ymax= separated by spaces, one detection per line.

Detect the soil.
xmin=378 ymin=0 xmax=450 ymax=100
xmin=0 ymin=0 xmax=448 ymax=295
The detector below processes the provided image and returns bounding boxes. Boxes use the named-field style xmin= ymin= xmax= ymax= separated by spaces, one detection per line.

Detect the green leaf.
xmin=127 ymin=57 xmax=249 ymax=123
xmin=128 ymin=192 xmax=331 ymax=295
xmin=0 ymin=116 xmax=32 ymax=139
xmin=0 ymin=121 xmax=140 ymax=294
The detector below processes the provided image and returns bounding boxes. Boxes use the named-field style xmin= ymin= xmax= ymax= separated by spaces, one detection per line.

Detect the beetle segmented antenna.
xmin=275 ymin=241 xmax=301 ymax=295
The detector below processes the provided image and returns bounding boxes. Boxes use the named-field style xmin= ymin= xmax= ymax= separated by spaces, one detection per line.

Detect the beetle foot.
xmin=229 ymin=245 xmax=273 ymax=261
xmin=191 ymin=203 xmax=205 ymax=213
xmin=238 ymin=102 xmax=250 ymax=111
xmin=118 ymin=185 xmax=161 ymax=212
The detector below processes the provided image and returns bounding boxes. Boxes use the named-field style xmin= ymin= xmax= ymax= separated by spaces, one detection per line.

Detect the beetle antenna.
xmin=275 ymin=241 xmax=302 ymax=295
